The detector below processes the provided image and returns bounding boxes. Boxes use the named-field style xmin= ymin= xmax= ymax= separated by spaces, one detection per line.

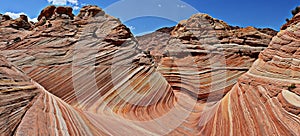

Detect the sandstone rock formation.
xmin=37 ymin=5 xmax=56 ymax=20
xmin=0 ymin=13 xmax=33 ymax=31
xmin=0 ymin=14 xmax=11 ymax=21
xmin=0 ymin=56 xmax=39 ymax=135
xmin=0 ymin=14 xmax=33 ymax=49
xmin=9 ymin=15 xmax=33 ymax=30
xmin=0 ymin=5 xmax=299 ymax=136
xmin=77 ymin=5 xmax=104 ymax=18
xmin=137 ymin=14 xmax=277 ymax=100
xmin=38 ymin=5 xmax=74 ymax=21
xmin=210 ymin=11 xmax=300 ymax=136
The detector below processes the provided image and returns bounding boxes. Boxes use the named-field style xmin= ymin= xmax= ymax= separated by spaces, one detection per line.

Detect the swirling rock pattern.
xmin=210 ymin=12 xmax=300 ymax=135
xmin=137 ymin=14 xmax=277 ymax=100
xmin=0 ymin=5 xmax=299 ymax=136
xmin=0 ymin=56 xmax=39 ymax=135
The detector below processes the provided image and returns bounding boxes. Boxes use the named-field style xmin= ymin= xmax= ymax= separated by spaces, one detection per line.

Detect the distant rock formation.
xmin=0 ymin=14 xmax=33 ymax=30
xmin=0 ymin=14 xmax=12 ymax=21
xmin=282 ymin=9 xmax=300 ymax=30
xmin=37 ymin=5 xmax=56 ymax=20
xmin=137 ymin=13 xmax=277 ymax=106
xmin=77 ymin=5 xmax=104 ymax=18
xmin=292 ymin=6 xmax=300 ymax=16
xmin=138 ymin=14 xmax=276 ymax=58
xmin=0 ymin=5 xmax=299 ymax=136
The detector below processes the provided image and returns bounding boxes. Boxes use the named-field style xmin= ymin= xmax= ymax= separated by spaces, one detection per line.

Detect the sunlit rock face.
xmin=213 ymin=12 xmax=300 ymax=135
xmin=137 ymin=13 xmax=277 ymax=101
xmin=0 ymin=5 xmax=299 ymax=136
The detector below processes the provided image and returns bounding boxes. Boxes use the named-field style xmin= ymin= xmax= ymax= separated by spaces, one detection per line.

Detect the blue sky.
xmin=0 ymin=0 xmax=299 ymax=35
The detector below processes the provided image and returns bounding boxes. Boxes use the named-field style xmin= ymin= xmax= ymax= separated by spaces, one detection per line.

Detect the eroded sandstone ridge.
xmin=0 ymin=5 xmax=299 ymax=136
xmin=137 ymin=14 xmax=277 ymax=100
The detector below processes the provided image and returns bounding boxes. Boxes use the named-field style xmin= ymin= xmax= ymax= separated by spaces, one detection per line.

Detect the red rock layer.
xmin=0 ymin=5 xmax=299 ymax=136
xmin=202 ymin=12 xmax=300 ymax=135
xmin=137 ymin=14 xmax=276 ymax=100
xmin=0 ymin=56 xmax=39 ymax=135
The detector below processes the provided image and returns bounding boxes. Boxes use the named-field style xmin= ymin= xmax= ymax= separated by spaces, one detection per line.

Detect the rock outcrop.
xmin=0 ymin=14 xmax=33 ymax=30
xmin=138 ymin=14 xmax=277 ymax=58
xmin=37 ymin=5 xmax=74 ymax=21
xmin=77 ymin=5 xmax=104 ymax=18
xmin=0 ymin=56 xmax=39 ymax=135
xmin=37 ymin=5 xmax=56 ymax=20
xmin=0 ymin=5 xmax=299 ymax=136
xmin=9 ymin=15 xmax=33 ymax=30
xmin=137 ymin=14 xmax=277 ymax=100
xmin=205 ymin=11 xmax=300 ymax=135
xmin=0 ymin=14 xmax=33 ymax=49
xmin=0 ymin=14 xmax=11 ymax=21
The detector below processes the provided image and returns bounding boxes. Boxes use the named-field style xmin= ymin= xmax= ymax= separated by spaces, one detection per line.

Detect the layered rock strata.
xmin=137 ymin=14 xmax=277 ymax=100
xmin=0 ymin=5 xmax=299 ymax=136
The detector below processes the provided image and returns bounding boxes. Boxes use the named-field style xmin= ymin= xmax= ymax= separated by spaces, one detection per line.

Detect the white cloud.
xmin=47 ymin=0 xmax=66 ymax=5
xmin=47 ymin=0 xmax=78 ymax=5
xmin=73 ymin=6 xmax=80 ymax=10
xmin=4 ymin=12 xmax=38 ymax=22
xmin=177 ymin=4 xmax=186 ymax=8
xmin=30 ymin=17 xmax=38 ymax=22
xmin=158 ymin=4 xmax=162 ymax=7
xmin=128 ymin=26 xmax=135 ymax=30
xmin=67 ymin=0 xmax=78 ymax=5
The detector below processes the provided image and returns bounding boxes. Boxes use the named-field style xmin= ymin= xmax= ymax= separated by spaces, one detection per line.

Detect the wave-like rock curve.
xmin=0 ymin=5 xmax=299 ymax=136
